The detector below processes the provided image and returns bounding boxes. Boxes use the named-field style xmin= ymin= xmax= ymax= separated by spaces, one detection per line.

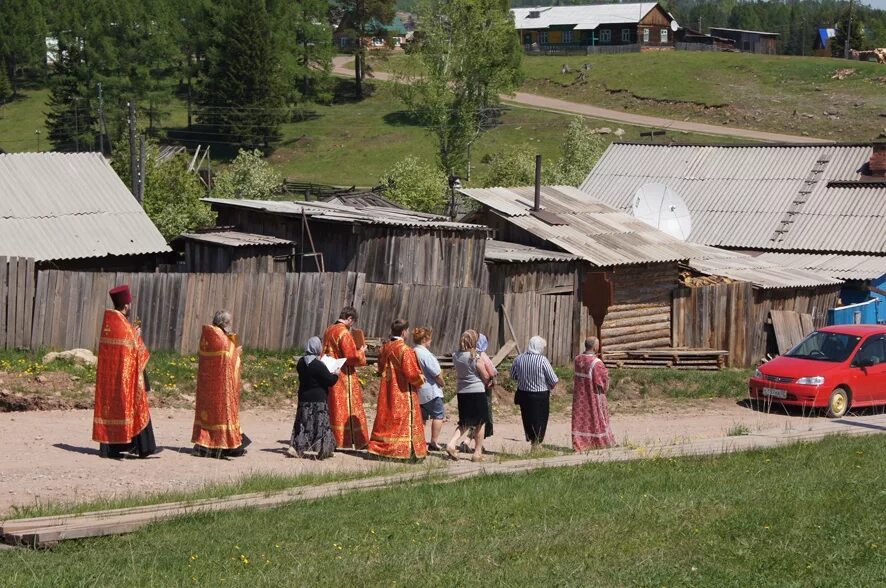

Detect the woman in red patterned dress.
xmin=571 ymin=336 xmax=616 ymax=451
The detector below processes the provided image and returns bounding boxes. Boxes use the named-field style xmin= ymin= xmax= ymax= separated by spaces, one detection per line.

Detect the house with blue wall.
xmin=580 ymin=142 xmax=886 ymax=325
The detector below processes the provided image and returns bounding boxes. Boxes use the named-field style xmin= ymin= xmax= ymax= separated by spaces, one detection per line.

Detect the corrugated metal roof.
xmin=580 ymin=143 xmax=884 ymax=254
xmin=0 ymin=152 xmax=170 ymax=261
xmin=461 ymin=185 xmax=708 ymax=267
xmin=484 ymin=239 xmax=580 ymax=263
xmin=512 ymin=3 xmax=664 ymax=31
xmin=321 ymin=191 xmax=405 ymax=210
xmin=462 ymin=185 xmax=841 ymax=288
xmin=204 ymin=198 xmax=491 ymax=232
xmin=754 ymin=253 xmax=886 ymax=281
xmin=687 ymin=245 xmax=842 ymax=289
xmin=177 ymin=231 xmax=293 ymax=248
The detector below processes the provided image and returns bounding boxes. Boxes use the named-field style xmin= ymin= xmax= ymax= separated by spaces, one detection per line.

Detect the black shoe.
xmin=427 ymin=443 xmax=442 ymax=451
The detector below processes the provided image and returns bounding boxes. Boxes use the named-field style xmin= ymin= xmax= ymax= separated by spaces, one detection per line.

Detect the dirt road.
xmin=331 ymin=56 xmax=828 ymax=145
xmin=0 ymin=399 xmax=812 ymax=515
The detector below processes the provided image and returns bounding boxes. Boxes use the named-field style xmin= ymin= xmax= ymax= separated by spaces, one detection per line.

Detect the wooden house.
xmin=709 ymin=27 xmax=779 ymax=54
xmin=171 ymin=230 xmax=295 ymax=273
xmin=512 ymin=3 xmax=677 ymax=51
xmin=460 ymin=186 xmax=841 ymax=367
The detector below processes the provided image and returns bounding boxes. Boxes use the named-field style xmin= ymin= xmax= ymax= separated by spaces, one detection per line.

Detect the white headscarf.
xmin=304 ymin=336 xmax=322 ymax=364
xmin=528 ymin=336 xmax=546 ymax=355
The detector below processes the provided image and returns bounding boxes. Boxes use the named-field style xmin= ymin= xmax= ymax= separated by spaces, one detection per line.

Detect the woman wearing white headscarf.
xmin=289 ymin=336 xmax=340 ymax=459
xmin=510 ymin=336 xmax=559 ymax=448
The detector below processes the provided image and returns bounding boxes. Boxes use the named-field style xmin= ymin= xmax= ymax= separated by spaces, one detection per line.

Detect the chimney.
xmin=870 ymin=142 xmax=886 ymax=177
xmin=533 ymin=154 xmax=542 ymax=211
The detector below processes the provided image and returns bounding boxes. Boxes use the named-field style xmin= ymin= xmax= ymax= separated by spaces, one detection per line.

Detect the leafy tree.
xmin=212 ymin=148 xmax=283 ymax=199
xmin=111 ymin=139 xmax=216 ymax=240
xmin=0 ymin=0 xmax=46 ymax=98
xmin=482 ymin=118 xmax=607 ymax=188
xmin=377 ymin=156 xmax=448 ymax=213
xmin=336 ymin=0 xmax=396 ymax=99
xmin=199 ymin=0 xmax=287 ymax=149
xmin=397 ymin=0 xmax=522 ymax=181
xmin=551 ymin=118 xmax=607 ymax=187
xmin=832 ymin=9 xmax=867 ymax=57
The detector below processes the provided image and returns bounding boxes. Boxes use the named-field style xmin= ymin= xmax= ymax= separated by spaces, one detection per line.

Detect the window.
xmin=786 ymin=331 xmax=861 ymax=363
xmin=600 ymin=29 xmax=611 ymax=43
xmin=621 ymin=28 xmax=631 ymax=43
xmin=853 ymin=337 xmax=886 ymax=367
xmin=562 ymin=30 xmax=572 ymax=44
xmin=539 ymin=31 xmax=548 ymax=44
xmin=660 ymin=28 xmax=668 ymax=43
xmin=642 ymin=28 xmax=650 ymax=43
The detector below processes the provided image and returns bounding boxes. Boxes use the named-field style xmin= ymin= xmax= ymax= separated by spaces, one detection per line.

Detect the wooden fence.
xmin=672 ymin=283 xmax=841 ymax=367
xmin=1 ymin=257 xmax=36 ymax=350
xmin=525 ymin=44 xmax=640 ymax=55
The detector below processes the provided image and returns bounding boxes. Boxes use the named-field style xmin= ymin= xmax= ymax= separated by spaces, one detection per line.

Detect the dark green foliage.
xmin=0 ymin=63 xmax=11 ymax=103
xmin=273 ymin=0 xmax=335 ymax=106
xmin=45 ymin=44 xmax=98 ymax=152
xmin=0 ymin=0 xmax=46 ymax=98
xmin=832 ymin=8 xmax=868 ymax=57
xmin=199 ymin=0 xmax=288 ymax=149
xmin=335 ymin=0 xmax=397 ymax=99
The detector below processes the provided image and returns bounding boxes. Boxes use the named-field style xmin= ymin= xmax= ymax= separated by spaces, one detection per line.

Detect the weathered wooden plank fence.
xmin=672 ymin=283 xmax=841 ymax=367
xmin=0 ymin=257 xmax=36 ymax=350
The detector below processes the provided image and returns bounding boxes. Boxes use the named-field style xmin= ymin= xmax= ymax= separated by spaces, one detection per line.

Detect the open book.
xmin=320 ymin=356 xmax=347 ymax=373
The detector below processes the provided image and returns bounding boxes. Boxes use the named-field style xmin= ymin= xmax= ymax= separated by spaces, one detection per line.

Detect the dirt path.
xmin=331 ymin=56 xmax=828 ymax=145
xmin=0 ymin=399 xmax=818 ymax=515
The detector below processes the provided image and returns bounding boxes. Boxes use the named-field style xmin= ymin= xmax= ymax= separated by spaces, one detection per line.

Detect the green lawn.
xmin=0 ymin=88 xmax=50 ymax=152
xmin=2 ymin=434 xmax=882 ymax=586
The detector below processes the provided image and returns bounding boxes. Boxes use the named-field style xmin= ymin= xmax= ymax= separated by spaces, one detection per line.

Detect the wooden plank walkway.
xmin=3 ymin=413 xmax=884 ymax=548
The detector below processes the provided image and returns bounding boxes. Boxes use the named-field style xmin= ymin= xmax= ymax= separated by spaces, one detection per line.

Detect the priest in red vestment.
xmin=322 ymin=306 xmax=370 ymax=449
xmin=368 ymin=319 xmax=427 ymax=461
xmin=92 ymin=285 xmax=157 ymax=458
xmin=192 ymin=310 xmax=251 ymax=458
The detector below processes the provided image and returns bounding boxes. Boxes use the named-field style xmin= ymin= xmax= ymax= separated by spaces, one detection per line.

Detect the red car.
xmin=748 ymin=325 xmax=886 ymax=417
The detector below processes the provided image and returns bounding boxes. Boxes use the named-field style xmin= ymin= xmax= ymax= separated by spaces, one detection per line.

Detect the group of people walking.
xmin=92 ymin=286 xmax=616 ymax=462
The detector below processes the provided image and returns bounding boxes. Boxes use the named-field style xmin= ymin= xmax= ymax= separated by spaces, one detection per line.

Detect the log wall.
xmin=0 ymin=257 xmax=36 ymax=350
xmin=599 ymin=263 xmax=677 ymax=352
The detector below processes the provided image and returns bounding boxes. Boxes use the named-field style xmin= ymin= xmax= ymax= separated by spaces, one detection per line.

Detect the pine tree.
xmin=273 ymin=0 xmax=334 ymax=106
xmin=832 ymin=9 xmax=867 ymax=57
xmin=199 ymin=0 xmax=287 ymax=150
xmin=0 ymin=0 xmax=46 ymax=99
xmin=0 ymin=62 xmax=11 ymax=104
xmin=337 ymin=0 xmax=396 ymax=99
xmin=45 ymin=43 xmax=98 ymax=152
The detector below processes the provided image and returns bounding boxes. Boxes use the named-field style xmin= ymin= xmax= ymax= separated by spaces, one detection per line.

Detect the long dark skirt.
xmin=457 ymin=392 xmax=493 ymax=435
xmin=100 ymin=419 xmax=157 ymax=459
xmin=290 ymin=401 xmax=335 ymax=459
xmin=515 ymin=390 xmax=550 ymax=444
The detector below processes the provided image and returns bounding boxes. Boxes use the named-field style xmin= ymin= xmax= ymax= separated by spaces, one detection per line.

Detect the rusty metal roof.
xmin=754 ymin=253 xmax=886 ymax=281
xmin=580 ymin=143 xmax=884 ymax=254
xmin=0 ymin=152 xmax=170 ymax=261
xmin=484 ymin=239 xmax=580 ymax=263
xmin=204 ymin=198 xmax=490 ymax=233
xmin=176 ymin=231 xmax=294 ymax=248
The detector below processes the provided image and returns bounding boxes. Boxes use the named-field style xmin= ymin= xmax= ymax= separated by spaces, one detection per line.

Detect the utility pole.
xmin=844 ymin=0 xmax=853 ymax=59
xmin=128 ymin=101 xmax=139 ymax=202
xmin=73 ymin=97 xmax=80 ymax=152
xmin=97 ymin=83 xmax=105 ymax=155
xmin=698 ymin=16 xmax=702 ymax=33
xmin=138 ymin=134 xmax=146 ymax=203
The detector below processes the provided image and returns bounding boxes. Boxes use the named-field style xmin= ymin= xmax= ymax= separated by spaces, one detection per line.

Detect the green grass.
xmin=0 ymin=88 xmax=50 ymax=152
xmin=364 ymin=51 xmax=886 ymax=141
xmin=8 ymin=466 xmax=419 ymax=520
xmin=520 ymin=52 xmax=886 ymax=141
xmin=2 ymin=434 xmax=882 ymax=585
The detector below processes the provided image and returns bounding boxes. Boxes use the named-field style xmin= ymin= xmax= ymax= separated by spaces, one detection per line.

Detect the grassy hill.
xmin=0 ymin=80 xmax=748 ymax=187
xmin=366 ymin=51 xmax=886 ymax=142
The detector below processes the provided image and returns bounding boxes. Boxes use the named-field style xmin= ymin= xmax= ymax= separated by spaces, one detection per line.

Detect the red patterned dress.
xmin=571 ymin=353 xmax=616 ymax=451
xmin=368 ymin=338 xmax=427 ymax=460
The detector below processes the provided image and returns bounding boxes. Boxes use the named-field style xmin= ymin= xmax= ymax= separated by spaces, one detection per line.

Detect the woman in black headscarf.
xmin=288 ymin=336 xmax=339 ymax=460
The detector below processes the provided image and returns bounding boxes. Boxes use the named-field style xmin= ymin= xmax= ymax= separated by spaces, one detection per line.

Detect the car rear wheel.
xmin=826 ymin=387 xmax=850 ymax=418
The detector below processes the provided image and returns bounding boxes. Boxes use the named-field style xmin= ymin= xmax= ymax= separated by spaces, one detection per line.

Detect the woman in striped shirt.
xmin=510 ymin=336 xmax=559 ymax=449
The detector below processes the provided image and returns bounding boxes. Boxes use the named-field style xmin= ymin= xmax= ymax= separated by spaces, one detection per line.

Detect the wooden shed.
xmin=203 ymin=198 xmax=492 ymax=287
xmin=709 ymin=27 xmax=779 ymax=54
xmin=171 ymin=230 xmax=295 ymax=273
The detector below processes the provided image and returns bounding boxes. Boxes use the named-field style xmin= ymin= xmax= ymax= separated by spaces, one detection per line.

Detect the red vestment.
xmin=192 ymin=325 xmax=243 ymax=449
xmin=368 ymin=338 xmax=427 ymax=460
xmin=322 ymin=322 xmax=369 ymax=449
xmin=92 ymin=310 xmax=151 ymax=444
xmin=571 ymin=353 xmax=616 ymax=451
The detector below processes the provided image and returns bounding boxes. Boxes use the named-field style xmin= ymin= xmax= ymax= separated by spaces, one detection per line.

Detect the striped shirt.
xmin=510 ymin=352 xmax=558 ymax=392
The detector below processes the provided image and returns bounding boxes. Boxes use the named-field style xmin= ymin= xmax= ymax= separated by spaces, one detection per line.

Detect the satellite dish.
xmin=670 ymin=20 xmax=679 ymax=32
xmin=631 ymin=183 xmax=692 ymax=241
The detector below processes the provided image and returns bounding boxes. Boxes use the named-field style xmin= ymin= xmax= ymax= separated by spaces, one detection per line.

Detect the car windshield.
xmin=785 ymin=331 xmax=861 ymax=363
